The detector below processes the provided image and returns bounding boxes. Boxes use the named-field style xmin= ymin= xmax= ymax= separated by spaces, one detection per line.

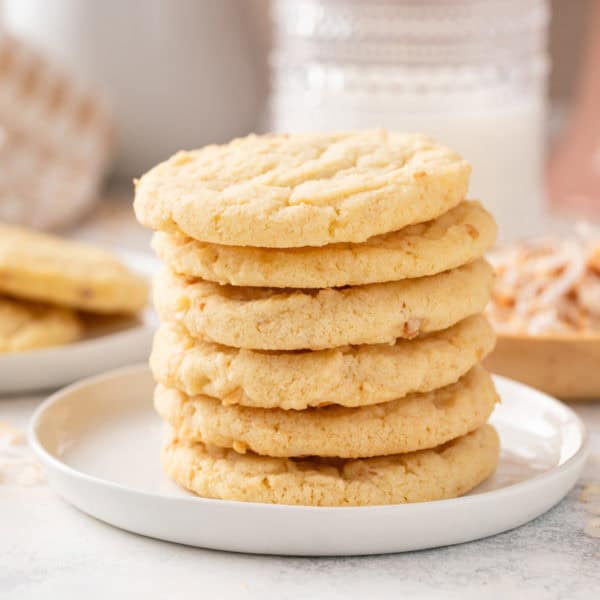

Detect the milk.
xmin=272 ymin=96 xmax=546 ymax=241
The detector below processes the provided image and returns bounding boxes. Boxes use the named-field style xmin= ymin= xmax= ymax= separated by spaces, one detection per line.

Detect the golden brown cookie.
xmin=135 ymin=131 xmax=470 ymax=248
xmin=0 ymin=223 xmax=149 ymax=314
xmin=155 ymin=366 xmax=499 ymax=458
xmin=150 ymin=314 xmax=495 ymax=409
xmin=162 ymin=425 xmax=500 ymax=506
xmin=0 ymin=296 xmax=82 ymax=352
xmin=153 ymin=259 xmax=493 ymax=350
xmin=152 ymin=201 xmax=496 ymax=288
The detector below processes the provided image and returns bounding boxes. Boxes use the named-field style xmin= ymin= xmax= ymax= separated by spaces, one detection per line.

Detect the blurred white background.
xmin=0 ymin=0 xmax=598 ymax=238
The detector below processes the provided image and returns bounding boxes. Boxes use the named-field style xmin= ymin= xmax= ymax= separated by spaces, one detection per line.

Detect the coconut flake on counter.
xmin=487 ymin=231 xmax=600 ymax=335
xmin=0 ymin=420 xmax=45 ymax=486
xmin=0 ymin=421 xmax=25 ymax=447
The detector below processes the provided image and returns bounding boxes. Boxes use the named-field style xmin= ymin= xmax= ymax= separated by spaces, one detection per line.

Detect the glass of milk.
xmin=270 ymin=0 xmax=550 ymax=241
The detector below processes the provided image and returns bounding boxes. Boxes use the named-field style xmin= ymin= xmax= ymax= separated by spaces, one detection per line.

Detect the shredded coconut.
xmin=580 ymin=482 xmax=600 ymax=503
xmin=402 ymin=318 xmax=421 ymax=339
xmin=487 ymin=231 xmax=600 ymax=335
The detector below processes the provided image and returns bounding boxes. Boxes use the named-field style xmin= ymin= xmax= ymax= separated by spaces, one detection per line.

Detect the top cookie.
xmin=134 ymin=131 xmax=470 ymax=248
xmin=0 ymin=223 xmax=149 ymax=314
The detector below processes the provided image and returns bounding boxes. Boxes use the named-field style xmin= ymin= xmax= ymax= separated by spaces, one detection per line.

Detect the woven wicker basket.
xmin=0 ymin=32 xmax=114 ymax=229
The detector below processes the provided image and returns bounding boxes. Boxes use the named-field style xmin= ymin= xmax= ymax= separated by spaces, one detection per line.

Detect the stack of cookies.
xmin=135 ymin=131 xmax=501 ymax=506
xmin=0 ymin=224 xmax=148 ymax=353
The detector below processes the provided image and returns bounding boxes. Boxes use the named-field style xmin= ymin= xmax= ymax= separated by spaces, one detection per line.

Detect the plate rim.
xmin=28 ymin=363 xmax=590 ymax=515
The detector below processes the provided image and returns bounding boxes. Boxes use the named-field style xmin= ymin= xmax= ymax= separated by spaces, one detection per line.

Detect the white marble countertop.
xmin=1 ymin=197 xmax=599 ymax=600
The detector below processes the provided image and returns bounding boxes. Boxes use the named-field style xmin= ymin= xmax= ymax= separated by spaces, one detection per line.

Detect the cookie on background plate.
xmin=153 ymin=259 xmax=493 ymax=350
xmin=0 ymin=223 xmax=149 ymax=314
xmin=153 ymin=201 xmax=496 ymax=288
xmin=135 ymin=130 xmax=470 ymax=248
xmin=155 ymin=366 xmax=499 ymax=458
xmin=162 ymin=425 xmax=500 ymax=506
xmin=0 ymin=296 xmax=82 ymax=353
xmin=150 ymin=314 xmax=496 ymax=409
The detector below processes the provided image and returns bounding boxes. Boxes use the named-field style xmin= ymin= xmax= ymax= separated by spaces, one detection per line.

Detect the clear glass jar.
xmin=270 ymin=0 xmax=550 ymax=240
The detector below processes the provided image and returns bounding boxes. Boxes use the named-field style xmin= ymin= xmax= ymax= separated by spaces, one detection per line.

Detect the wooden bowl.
xmin=484 ymin=333 xmax=600 ymax=401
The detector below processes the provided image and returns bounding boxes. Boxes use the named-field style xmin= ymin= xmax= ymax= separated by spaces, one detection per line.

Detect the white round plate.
xmin=0 ymin=252 xmax=157 ymax=394
xmin=29 ymin=365 xmax=589 ymax=556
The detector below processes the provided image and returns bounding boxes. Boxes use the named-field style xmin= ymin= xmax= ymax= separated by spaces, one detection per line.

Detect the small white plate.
xmin=29 ymin=366 xmax=589 ymax=556
xmin=0 ymin=252 xmax=157 ymax=394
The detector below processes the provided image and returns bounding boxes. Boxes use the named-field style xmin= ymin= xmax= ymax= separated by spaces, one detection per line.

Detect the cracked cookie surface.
xmin=135 ymin=131 xmax=470 ymax=248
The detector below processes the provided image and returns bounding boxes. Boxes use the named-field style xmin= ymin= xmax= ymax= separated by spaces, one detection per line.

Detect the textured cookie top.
xmin=153 ymin=259 xmax=493 ymax=350
xmin=152 ymin=200 xmax=496 ymax=288
xmin=155 ymin=365 xmax=499 ymax=458
xmin=135 ymin=131 xmax=471 ymax=248
xmin=162 ymin=425 xmax=500 ymax=506
xmin=0 ymin=296 xmax=82 ymax=352
xmin=0 ymin=223 xmax=149 ymax=314
xmin=150 ymin=314 xmax=496 ymax=409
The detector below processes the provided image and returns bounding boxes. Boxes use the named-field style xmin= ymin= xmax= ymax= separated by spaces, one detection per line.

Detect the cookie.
xmin=155 ymin=366 xmax=498 ymax=458
xmin=0 ymin=223 xmax=149 ymax=314
xmin=152 ymin=201 xmax=496 ymax=288
xmin=161 ymin=424 xmax=499 ymax=506
xmin=0 ymin=296 xmax=82 ymax=352
xmin=150 ymin=314 xmax=495 ymax=409
xmin=135 ymin=131 xmax=470 ymax=248
xmin=153 ymin=259 xmax=493 ymax=350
